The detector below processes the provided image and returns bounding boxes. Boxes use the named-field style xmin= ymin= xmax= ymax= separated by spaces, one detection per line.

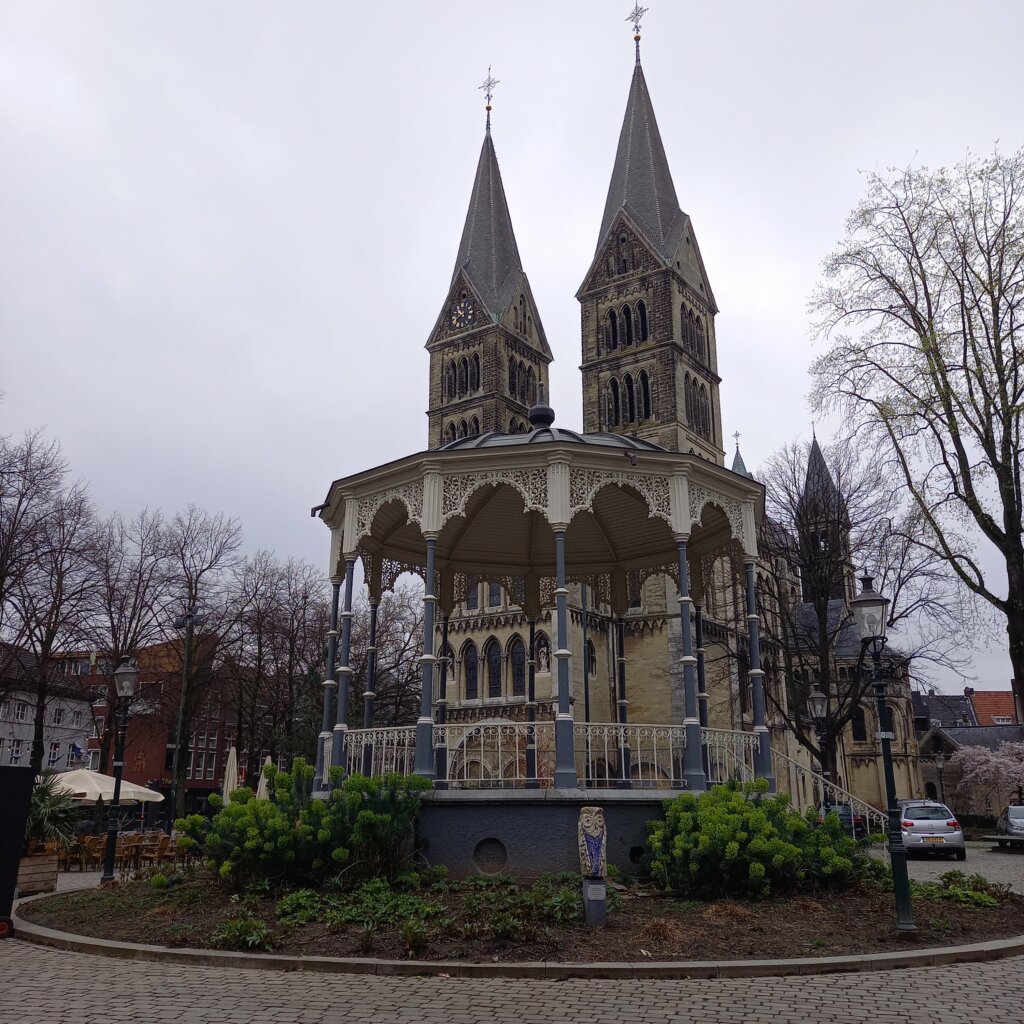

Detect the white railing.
xmin=771 ymin=747 xmax=888 ymax=835
xmin=433 ymin=720 xmax=556 ymax=788
xmin=576 ymin=723 xmax=687 ymax=788
xmin=345 ymin=726 xmax=416 ymax=778
xmin=703 ymin=728 xmax=759 ymax=785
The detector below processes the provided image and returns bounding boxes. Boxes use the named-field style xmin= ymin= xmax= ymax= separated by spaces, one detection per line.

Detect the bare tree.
xmin=11 ymin=484 xmax=96 ymax=772
xmin=84 ymin=509 xmax=174 ymax=772
xmin=758 ymin=437 xmax=968 ymax=780
xmin=164 ymin=505 xmax=242 ymax=818
xmin=811 ymin=147 xmax=1024 ymax=706
xmin=0 ymin=430 xmax=66 ymax=688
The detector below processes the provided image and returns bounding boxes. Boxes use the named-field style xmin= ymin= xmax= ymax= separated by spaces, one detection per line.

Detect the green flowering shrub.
xmin=647 ymin=780 xmax=868 ymax=899
xmin=175 ymin=758 xmax=430 ymax=890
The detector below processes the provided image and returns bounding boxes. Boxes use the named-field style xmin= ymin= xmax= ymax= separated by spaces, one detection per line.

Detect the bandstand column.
xmin=525 ymin=617 xmax=539 ymax=788
xmin=676 ymin=538 xmax=706 ymax=791
xmin=434 ymin=610 xmax=450 ymax=788
xmin=744 ymin=559 xmax=776 ymax=789
xmin=316 ymin=577 xmax=341 ymax=791
xmin=695 ymin=605 xmax=710 ymax=777
xmin=413 ymin=536 xmax=438 ymax=779
xmin=553 ymin=529 xmax=579 ymax=788
xmin=615 ymin=616 xmax=631 ymax=788
xmin=330 ymin=558 xmax=357 ymax=776
xmin=359 ymin=598 xmax=379 ymax=776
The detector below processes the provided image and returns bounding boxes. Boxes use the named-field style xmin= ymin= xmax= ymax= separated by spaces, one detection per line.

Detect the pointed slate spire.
xmin=800 ymin=436 xmax=847 ymax=523
xmin=731 ymin=445 xmax=752 ymax=478
xmin=451 ymin=128 xmax=525 ymax=321
xmin=596 ymin=58 xmax=685 ymax=263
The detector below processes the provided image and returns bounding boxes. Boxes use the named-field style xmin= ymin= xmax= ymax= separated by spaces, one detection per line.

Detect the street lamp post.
xmin=101 ymin=657 xmax=140 ymax=883
xmin=166 ymin=606 xmax=204 ymax=833
xmin=851 ymin=575 xmax=916 ymax=934
xmin=807 ymin=683 xmax=830 ymax=794
xmin=935 ymin=751 xmax=947 ymax=804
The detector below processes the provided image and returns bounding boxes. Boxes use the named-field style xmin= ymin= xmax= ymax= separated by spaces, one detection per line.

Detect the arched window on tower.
xmin=518 ymin=296 xmax=526 ymax=334
xmin=444 ymin=422 xmax=457 ymax=444
xmin=684 ymin=374 xmax=694 ymax=426
xmin=609 ymin=378 xmax=621 ymax=427
xmin=470 ymin=416 xmax=480 ymax=436
xmin=463 ymin=642 xmax=478 ymax=700
xmin=470 ymin=353 xmax=480 ymax=391
xmin=513 ymin=306 xmax=519 ymax=331
xmin=622 ymin=304 xmax=634 ymax=346
xmin=485 ymin=639 xmax=502 ymax=698
xmin=526 ymin=367 xmax=535 ymax=404
xmin=458 ymin=419 xmax=468 ymax=439
xmin=445 ymin=361 xmax=456 ymax=400
xmin=640 ymin=371 xmax=652 ymax=420
xmin=607 ymin=309 xmax=619 ymax=350
xmin=518 ymin=362 xmax=527 ymax=402
xmin=617 ymin=234 xmax=631 ymax=274
xmin=510 ymin=636 xmax=526 ymax=697
xmin=624 ymin=373 xmax=637 ymax=423
xmin=694 ymin=318 xmax=706 ymax=362
xmin=458 ymin=358 xmax=468 ymax=396
xmin=637 ymin=300 xmax=649 ymax=341
xmin=488 ymin=581 xmax=502 ymax=608
xmin=852 ymin=706 xmax=868 ymax=742
xmin=509 ymin=359 xmax=518 ymax=397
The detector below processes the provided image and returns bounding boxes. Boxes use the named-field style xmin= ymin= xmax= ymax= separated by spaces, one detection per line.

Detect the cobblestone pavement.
xmin=5 ymin=941 xmax=1024 ymax=1024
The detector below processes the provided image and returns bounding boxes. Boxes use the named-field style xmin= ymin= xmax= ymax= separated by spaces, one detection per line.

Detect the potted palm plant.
xmin=17 ymin=773 xmax=80 ymax=896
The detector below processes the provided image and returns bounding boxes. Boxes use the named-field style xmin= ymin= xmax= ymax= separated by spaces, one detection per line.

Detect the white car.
xmin=900 ymin=800 xmax=966 ymax=860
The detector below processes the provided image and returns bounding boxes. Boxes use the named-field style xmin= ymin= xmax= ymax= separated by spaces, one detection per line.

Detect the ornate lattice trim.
xmin=687 ymin=483 xmax=744 ymax=540
xmin=355 ymin=480 xmax=425 ymax=542
xmin=568 ymin=468 xmax=671 ymax=524
xmin=441 ymin=468 xmax=548 ymax=525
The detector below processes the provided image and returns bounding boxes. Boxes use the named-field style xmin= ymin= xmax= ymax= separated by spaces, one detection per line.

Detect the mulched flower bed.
xmin=21 ymin=870 xmax=1024 ymax=963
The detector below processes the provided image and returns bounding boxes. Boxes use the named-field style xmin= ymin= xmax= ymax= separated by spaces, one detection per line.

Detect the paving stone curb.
xmin=13 ymin=896 xmax=1024 ymax=980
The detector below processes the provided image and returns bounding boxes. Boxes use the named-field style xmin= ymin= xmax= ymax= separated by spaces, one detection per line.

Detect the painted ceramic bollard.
xmin=578 ymin=805 xmax=607 ymax=927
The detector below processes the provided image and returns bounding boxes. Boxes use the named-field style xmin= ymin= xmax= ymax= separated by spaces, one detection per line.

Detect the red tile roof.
xmin=968 ymin=690 xmax=1018 ymax=726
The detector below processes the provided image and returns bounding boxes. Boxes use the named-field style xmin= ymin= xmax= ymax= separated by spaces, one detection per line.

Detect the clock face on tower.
xmin=450 ymin=299 xmax=475 ymax=329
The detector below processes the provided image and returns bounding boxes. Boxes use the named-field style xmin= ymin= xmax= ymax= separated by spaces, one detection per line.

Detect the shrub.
xmin=212 ymin=914 xmax=276 ymax=951
xmin=647 ymin=780 xmax=868 ymax=899
xmin=150 ymin=873 xmax=169 ymax=889
xmin=175 ymin=760 xmax=430 ymax=890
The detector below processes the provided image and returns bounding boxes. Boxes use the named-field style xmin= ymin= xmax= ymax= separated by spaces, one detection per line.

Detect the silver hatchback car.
xmin=900 ymin=800 xmax=967 ymax=860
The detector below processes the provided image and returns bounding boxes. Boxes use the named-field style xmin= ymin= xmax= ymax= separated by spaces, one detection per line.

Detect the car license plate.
xmin=923 ymin=837 xmax=945 ymax=844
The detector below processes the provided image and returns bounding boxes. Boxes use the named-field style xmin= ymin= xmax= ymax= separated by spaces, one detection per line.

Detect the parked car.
xmin=995 ymin=805 xmax=1024 ymax=846
xmin=899 ymin=800 xmax=966 ymax=860
xmin=816 ymin=802 xmax=867 ymax=840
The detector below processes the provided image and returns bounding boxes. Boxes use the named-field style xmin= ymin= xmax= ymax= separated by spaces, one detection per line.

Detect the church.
xmin=315 ymin=14 xmax=921 ymax=825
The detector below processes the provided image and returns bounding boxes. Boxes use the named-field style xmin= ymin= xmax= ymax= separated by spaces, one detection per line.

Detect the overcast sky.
xmin=2 ymin=1 xmax=1021 ymax=693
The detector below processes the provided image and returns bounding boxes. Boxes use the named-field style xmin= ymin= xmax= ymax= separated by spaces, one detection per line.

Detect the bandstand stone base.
xmin=416 ymin=789 xmax=671 ymax=879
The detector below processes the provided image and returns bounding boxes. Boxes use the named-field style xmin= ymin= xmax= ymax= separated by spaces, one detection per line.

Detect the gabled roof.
xmin=450 ymin=130 xmax=526 ymax=322
xmin=596 ymin=59 xmax=684 ymax=266
xmin=911 ymin=690 xmax=978 ymax=729
xmin=921 ymin=723 xmax=1024 ymax=752
xmin=966 ymin=689 xmax=1019 ymax=726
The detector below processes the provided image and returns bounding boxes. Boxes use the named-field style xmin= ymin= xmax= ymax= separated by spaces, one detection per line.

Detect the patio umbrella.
xmin=221 ymin=746 xmax=239 ymax=803
xmin=49 ymin=768 xmax=164 ymax=805
xmin=254 ymin=756 xmax=273 ymax=800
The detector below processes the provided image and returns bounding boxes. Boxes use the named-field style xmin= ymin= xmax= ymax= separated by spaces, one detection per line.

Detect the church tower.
xmin=577 ymin=26 xmax=724 ymax=463
xmin=797 ymin=436 xmax=854 ymax=604
xmin=426 ymin=84 xmax=552 ymax=449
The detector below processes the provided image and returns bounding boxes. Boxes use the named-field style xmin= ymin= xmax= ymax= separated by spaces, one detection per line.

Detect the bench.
xmin=983 ymin=835 xmax=1024 ymax=848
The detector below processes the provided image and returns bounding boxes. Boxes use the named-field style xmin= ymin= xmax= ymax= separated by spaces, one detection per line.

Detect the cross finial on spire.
xmin=625 ymin=3 xmax=648 ymax=62
xmin=479 ymin=65 xmax=499 ymax=132
xmin=733 ymin=430 xmax=742 ymax=450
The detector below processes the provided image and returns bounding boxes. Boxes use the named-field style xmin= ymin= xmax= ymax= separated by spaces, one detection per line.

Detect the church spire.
xmin=596 ymin=9 xmax=684 ymax=264
xmin=449 ymin=73 xmax=526 ymax=321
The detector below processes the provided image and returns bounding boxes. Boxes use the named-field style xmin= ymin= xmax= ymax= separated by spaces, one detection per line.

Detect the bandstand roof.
xmin=316 ymin=418 xmax=763 ymax=608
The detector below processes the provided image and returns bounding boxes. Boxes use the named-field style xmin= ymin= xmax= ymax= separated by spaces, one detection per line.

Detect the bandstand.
xmin=312 ymin=401 xmax=776 ymax=875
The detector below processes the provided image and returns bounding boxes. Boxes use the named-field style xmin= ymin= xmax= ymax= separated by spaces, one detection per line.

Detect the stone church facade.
xmin=419 ymin=42 xmax=921 ymax=810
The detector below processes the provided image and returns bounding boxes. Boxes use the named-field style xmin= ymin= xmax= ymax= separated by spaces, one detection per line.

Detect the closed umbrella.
xmin=221 ymin=746 xmax=239 ymax=804
xmin=50 ymin=768 xmax=164 ymax=805
xmin=254 ymin=756 xmax=273 ymax=800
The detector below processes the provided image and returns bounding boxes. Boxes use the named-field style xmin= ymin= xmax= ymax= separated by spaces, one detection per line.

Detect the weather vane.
xmin=626 ymin=4 xmax=648 ymax=62
xmin=479 ymin=65 xmax=499 ymax=130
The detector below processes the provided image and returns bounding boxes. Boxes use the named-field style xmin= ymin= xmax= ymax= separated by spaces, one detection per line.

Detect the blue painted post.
xmin=315 ymin=580 xmax=340 ymax=792
xmin=414 ymin=538 xmax=437 ymax=780
xmin=677 ymin=540 xmax=706 ymax=791
xmin=330 ymin=559 xmax=357 ymax=777
xmin=553 ymin=530 xmax=578 ymax=789
xmin=360 ymin=598 xmax=379 ymax=777
xmin=745 ymin=560 xmax=776 ymax=790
